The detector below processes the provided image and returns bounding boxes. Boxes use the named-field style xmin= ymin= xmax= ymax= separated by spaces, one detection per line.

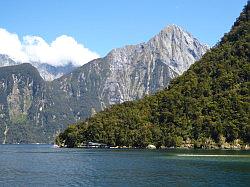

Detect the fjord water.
xmin=0 ymin=145 xmax=249 ymax=187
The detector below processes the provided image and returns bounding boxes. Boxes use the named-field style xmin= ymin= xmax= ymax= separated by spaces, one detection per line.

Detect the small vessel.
xmin=52 ymin=144 xmax=60 ymax=148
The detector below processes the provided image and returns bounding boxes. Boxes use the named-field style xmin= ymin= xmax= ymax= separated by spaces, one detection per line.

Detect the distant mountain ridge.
xmin=0 ymin=54 xmax=19 ymax=67
xmin=30 ymin=61 xmax=76 ymax=81
xmin=0 ymin=54 xmax=77 ymax=81
xmin=0 ymin=25 xmax=208 ymax=143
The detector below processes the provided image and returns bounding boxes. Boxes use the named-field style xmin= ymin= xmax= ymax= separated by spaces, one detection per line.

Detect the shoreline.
xmin=58 ymin=144 xmax=250 ymax=150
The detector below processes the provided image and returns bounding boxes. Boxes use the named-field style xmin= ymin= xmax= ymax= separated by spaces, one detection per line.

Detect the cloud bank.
xmin=0 ymin=28 xmax=100 ymax=66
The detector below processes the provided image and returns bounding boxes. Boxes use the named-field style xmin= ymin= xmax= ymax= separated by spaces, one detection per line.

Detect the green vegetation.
xmin=57 ymin=3 xmax=250 ymax=148
xmin=0 ymin=63 xmax=51 ymax=143
xmin=12 ymin=114 xmax=28 ymax=124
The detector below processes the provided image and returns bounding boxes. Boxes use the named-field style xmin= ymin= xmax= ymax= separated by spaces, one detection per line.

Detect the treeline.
xmin=56 ymin=3 xmax=250 ymax=148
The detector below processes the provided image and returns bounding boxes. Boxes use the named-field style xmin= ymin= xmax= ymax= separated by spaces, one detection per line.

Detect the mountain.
xmin=0 ymin=25 xmax=208 ymax=143
xmin=0 ymin=63 xmax=49 ymax=143
xmin=53 ymin=25 xmax=207 ymax=113
xmin=56 ymin=3 xmax=250 ymax=148
xmin=0 ymin=54 xmax=19 ymax=67
xmin=31 ymin=61 xmax=76 ymax=81
xmin=0 ymin=54 xmax=76 ymax=81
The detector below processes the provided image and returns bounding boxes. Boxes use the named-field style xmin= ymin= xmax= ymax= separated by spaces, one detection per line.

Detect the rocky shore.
xmin=160 ymin=138 xmax=250 ymax=150
xmin=58 ymin=138 xmax=250 ymax=150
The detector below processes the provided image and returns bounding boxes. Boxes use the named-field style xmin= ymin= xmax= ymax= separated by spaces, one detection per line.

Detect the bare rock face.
xmin=103 ymin=25 xmax=208 ymax=104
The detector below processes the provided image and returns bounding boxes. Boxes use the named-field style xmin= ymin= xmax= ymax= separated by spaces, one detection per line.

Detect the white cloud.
xmin=0 ymin=28 xmax=29 ymax=62
xmin=0 ymin=28 xmax=100 ymax=66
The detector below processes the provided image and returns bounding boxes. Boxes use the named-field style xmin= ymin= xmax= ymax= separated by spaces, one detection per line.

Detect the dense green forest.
xmin=56 ymin=3 xmax=250 ymax=148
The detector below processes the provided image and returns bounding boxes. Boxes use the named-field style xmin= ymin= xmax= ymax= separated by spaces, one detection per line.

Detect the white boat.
xmin=52 ymin=144 xmax=60 ymax=148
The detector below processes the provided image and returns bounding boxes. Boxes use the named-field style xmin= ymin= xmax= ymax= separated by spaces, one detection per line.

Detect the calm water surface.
xmin=0 ymin=144 xmax=249 ymax=186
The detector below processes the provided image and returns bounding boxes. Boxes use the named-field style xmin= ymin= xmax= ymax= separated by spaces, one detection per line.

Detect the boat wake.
xmin=177 ymin=154 xmax=249 ymax=157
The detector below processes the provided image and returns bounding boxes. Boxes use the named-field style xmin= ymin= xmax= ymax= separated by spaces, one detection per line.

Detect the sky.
xmin=0 ymin=0 xmax=247 ymax=66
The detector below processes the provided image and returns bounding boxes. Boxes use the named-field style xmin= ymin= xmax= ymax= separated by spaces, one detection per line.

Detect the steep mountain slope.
xmin=0 ymin=63 xmax=71 ymax=143
xmin=0 ymin=25 xmax=207 ymax=143
xmin=0 ymin=64 xmax=49 ymax=143
xmin=57 ymin=3 xmax=250 ymax=148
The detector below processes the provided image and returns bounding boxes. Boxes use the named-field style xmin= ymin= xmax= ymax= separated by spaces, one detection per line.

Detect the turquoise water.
xmin=0 ymin=145 xmax=249 ymax=186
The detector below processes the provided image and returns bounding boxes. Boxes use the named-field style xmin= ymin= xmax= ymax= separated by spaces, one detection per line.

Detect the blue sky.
xmin=0 ymin=0 xmax=247 ymax=57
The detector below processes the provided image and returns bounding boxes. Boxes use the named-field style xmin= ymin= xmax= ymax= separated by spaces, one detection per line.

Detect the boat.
xmin=52 ymin=144 xmax=60 ymax=148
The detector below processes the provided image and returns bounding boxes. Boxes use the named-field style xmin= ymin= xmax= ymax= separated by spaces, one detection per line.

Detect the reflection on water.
xmin=0 ymin=144 xmax=249 ymax=187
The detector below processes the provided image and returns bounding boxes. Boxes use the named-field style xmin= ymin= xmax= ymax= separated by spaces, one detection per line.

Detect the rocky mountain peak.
xmin=161 ymin=24 xmax=184 ymax=33
xmin=147 ymin=24 xmax=209 ymax=74
xmin=106 ymin=24 xmax=208 ymax=68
